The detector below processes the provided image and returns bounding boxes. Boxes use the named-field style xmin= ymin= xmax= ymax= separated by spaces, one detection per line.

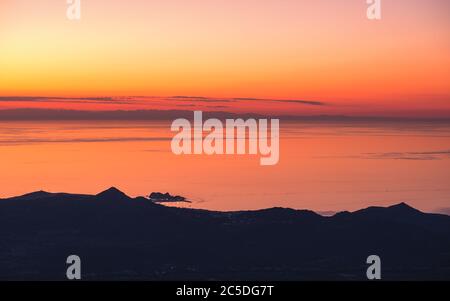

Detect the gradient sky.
xmin=0 ymin=0 xmax=449 ymax=117
xmin=0 ymin=1 xmax=449 ymax=212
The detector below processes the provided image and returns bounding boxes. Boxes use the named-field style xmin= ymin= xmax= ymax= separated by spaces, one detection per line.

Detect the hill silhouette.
xmin=1 ymin=188 xmax=449 ymax=280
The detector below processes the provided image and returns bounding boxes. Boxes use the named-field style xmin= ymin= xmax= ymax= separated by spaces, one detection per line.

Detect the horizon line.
xmin=0 ymin=108 xmax=450 ymax=122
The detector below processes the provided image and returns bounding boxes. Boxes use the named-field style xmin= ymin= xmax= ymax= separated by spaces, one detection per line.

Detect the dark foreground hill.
xmin=1 ymin=187 xmax=449 ymax=280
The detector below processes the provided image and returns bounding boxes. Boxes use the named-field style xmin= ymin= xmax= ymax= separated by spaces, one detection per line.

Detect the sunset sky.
xmin=0 ymin=0 xmax=449 ymax=117
xmin=0 ymin=1 xmax=449 ymax=212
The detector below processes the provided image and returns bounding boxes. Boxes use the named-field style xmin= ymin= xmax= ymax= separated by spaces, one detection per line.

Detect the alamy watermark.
xmin=171 ymin=111 xmax=280 ymax=166
xmin=65 ymin=1 xmax=380 ymax=21
xmin=366 ymin=255 xmax=382 ymax=280
xmin=367 ymin=0 xmax=382 ymax=20
xmin=66 ymin=0 xmax=81 ymax=20
xmin=66 ymin=255 xmax=81 ymax=280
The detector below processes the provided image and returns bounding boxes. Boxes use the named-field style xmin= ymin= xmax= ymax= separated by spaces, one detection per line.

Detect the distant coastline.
xmin=1 ymin=108 xmax=450 ymax=122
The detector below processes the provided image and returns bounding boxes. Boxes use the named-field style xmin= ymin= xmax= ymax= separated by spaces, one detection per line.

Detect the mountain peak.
xmin=388 ymin=202 xmax=421 ymax=213
xmin=96 ymin=187 xmax=129 ymax=200
xmin=391 ymin=202 xmax=410 ymax=208
xmin=29 ymin=190 xmax=51 ymax=196
xmin=352 ymin=202 xmax=422 ymax=218
xmin=11 ymin=190 xmax=54 ymax=201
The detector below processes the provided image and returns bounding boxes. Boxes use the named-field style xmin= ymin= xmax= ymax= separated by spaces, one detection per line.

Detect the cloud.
xmin=171 ymin=96 xmax=220 ymax=101
xmin=0 ymin=96 xmax=114 ymax=102
xmin=175 ymin=103 xmax=229 ymax=109
xmin=318 ymin=150 xmax=450 ymax=161
xmin=0 ymin=95 xmax=326 ymax=112
xmin=170 ymin=96 xmax=326 ymax=106
xmin=0 ymin=96 xmax=133 ymax=105
xmin=233 ymin=97 xmax=326 ymax=106
xmin=361 ymin=150 xmax=450 ymax=161
xmin=0 ymin=136 xmax=171 ymax=146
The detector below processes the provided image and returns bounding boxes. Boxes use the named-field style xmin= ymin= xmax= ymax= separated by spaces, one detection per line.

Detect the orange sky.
xmin=0 ymin=1 xmax=449 ymax=212
xmin=0 ymin=0 xmax=449 ymax=116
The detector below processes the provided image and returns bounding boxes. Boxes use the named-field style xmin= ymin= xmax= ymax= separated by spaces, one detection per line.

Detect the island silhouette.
xmin=1 ymin=187 xmax=449 ymax=280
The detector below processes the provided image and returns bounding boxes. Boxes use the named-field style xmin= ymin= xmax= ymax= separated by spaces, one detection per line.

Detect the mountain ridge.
xmin=1 ymin=187 xmax=449 ymax=280
xmin=1 ymin=187 xmax=443 ymax=217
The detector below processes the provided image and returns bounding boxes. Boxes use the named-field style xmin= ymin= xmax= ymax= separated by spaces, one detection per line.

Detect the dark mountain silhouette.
xmin=96 ymin=187 xmax=131 ymax=201
xmin=149 ymin=192 xmax=189 ymax=203
xmin=1 ymin=188 xmax=449 ymax=280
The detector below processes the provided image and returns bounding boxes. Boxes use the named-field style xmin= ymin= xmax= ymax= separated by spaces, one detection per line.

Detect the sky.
xmin=0 ymin=1 xmax=449 ymax=212
xmin=0 ymin=0 xmax=449 ymax=117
